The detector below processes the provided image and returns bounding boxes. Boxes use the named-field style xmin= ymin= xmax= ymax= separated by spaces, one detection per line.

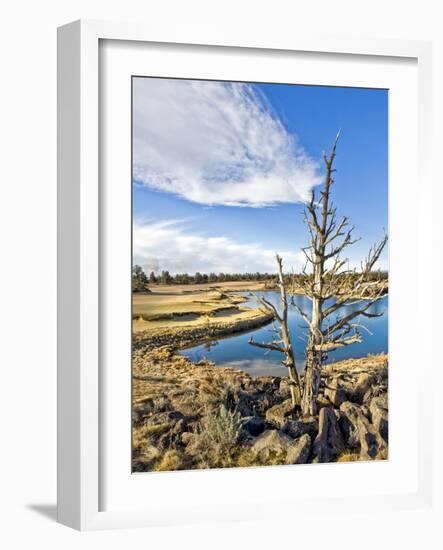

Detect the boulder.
xmin=132 ymin=398 xmax=154 ymax=424
xmin=361 ymin=376 xmax=387 ymax=403
xmin=265 ymin=399 xmax=294 ymax=427
xmin=233 ymin=390 xmax=256 ymax=417
xmin=316 ymin=394 xmax=334 ymax=410
xmin=355 ymin=372 xmax=373 ymax=397
xmin=348 ymin=372 xmax=384 ymax=404
xmin=253 ymin=376 xmax=282 ymax=395
xmin=251 ymin=429 xmax=292 ymax=460
xmin=282 ymin=417 xmax=318 ymax=439
xmin=313 ymin=406 xmax=345 ymax=463
xmin=369 ymin=394 xmax=388 ymax=443
xmin=286 ymin=434 xmax=311 ymax=465
xmin=339 ymin=401 xmax=386 ymax=460
xmin=253 ymin=394 xmax=276 ymax=416
xmin=324 ymin=379 xmax=348 ymax=407
xmin=241 ymin=416 xmax=265 ymax=437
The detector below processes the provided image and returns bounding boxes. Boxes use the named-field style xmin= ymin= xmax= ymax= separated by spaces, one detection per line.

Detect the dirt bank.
xmin=132 ymin=348 xmax=388 ymax=472
xmin=133 ymin=307 xmax=274 ymax=351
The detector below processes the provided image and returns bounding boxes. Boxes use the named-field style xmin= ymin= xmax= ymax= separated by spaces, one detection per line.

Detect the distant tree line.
xmin=132 ymin=264 xmax=388 ymax=291
xmin=132 ymin=265 xmax=151 ymax=292
xmin=134 ymin=267 xmax=276 ymax=286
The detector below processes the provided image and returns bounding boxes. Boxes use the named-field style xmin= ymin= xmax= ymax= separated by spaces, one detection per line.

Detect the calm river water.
xmin=181 ymin=291 xmax=388 ymax=377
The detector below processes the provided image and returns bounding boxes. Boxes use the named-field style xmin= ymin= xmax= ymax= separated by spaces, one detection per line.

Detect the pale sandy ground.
xmin=133 ymin=281 xmax=269 ymax=331
xmin=141 ymin=281 xmax=269 ymax=295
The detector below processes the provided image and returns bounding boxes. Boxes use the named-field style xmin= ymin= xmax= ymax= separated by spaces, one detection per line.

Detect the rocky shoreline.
xmin=133 ymin=307 xmax=274 ymax=351
xmin=132 ymin=338 xmax=388 ymax=471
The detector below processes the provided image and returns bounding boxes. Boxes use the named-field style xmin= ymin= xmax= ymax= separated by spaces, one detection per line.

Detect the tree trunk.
xmin=276 ymin=255 xmax=302 ymax=408
xmin=248 ymin=254 xmax=302 ymax=409
xmin=301 ymin=348 xmax=320 ymax=416
xmin=288 ymin=366 xmax=302 ymax=408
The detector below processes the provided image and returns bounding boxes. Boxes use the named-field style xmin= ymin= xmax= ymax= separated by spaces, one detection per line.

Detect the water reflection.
xmin=181 ymin=291 xmax=388 ymax=377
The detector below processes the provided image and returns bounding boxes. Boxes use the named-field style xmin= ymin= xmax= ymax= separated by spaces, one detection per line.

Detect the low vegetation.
xmin=132 ymin=342 xmax=388 ymax=471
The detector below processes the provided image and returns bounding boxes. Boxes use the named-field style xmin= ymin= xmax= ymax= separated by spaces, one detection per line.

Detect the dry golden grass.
xmin=132 ymin=283 xmax=271 ymax=335
xmin=336 ymin=450 xmax=362 ymax=462
xmin=155 ymin=450 xmax=189 ymax=472
xmin=133 ymin=306 xmax=268 ymax=333
xmin=144 ymin=281 xmax=268 ymax=294
xmin=132 ymin=423 xmax=170 ymax=451
xmin=323 ymin=353 xmax=388 ymax=375
xmin=375 ymin=448 xmax=388 ymax=460
xmin=236 ymin=449 xmax=287 ymax=468
xmin=133 ymin=293 xmax=231 ymax=318
xmin=132 ymin=282 xmax=257 ymax=317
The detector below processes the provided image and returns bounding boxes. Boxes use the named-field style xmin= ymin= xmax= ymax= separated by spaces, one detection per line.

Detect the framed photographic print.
xmin=57 ymin=20 xmax=433 ymax=530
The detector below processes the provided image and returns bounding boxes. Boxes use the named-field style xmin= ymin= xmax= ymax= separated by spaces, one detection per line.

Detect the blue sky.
xmin=133 ymin=77 xmax=388 ymax=275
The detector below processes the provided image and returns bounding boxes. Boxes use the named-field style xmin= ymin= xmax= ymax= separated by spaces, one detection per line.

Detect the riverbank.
xmin=132 ymin=348 xmax=388 ymax=471
xmin=133 ymin=282 xmax=274 ymax=350
xmin=132 ymin=281 xmax=388 ymax=471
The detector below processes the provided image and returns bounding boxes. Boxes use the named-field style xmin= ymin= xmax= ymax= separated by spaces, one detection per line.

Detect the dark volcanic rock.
xmin=324 ymin=379 xmax=348 ymax=407
xmin=369 ymin=394 xmax=389 ymax=444
xmin=171 ymin=418 xmax=188 ymax=436
xmin=132 ymin=398 xmax=154 ymax=424
xmin=282 ymin=417 xmax=318 ymax=440
xmin=241 ymin=416 xmax=265 ymax=437
xmin=286 ymin=434 xmax=311 ymax=465
xmin=313 ymin=406 xmax=345 ymax=463
xmin=265 ymin=399 xmax=294 ymax=427
xmin=251 ymin=429 xmax=292 ymax=460
xmin=339 ymin=401 xmax=386 ymax=460
xmin=233 ymin=390 xmax=256 ymax=417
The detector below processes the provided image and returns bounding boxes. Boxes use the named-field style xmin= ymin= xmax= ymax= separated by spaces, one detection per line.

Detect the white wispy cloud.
xmin=133 ymin=219 xmax=305 ymax=275
xmin=133 ymin=78 xmax=321 ymax=207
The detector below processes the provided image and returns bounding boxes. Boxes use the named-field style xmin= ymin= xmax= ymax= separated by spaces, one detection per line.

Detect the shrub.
xmin=200 ymin=404 xmax=242 ymax=449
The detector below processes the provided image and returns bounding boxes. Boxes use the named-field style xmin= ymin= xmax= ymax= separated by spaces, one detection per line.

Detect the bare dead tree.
xmin=248 ymin=132 xmax=387 ymax=417
xmin=291 ymin=130 xmax=388 ymax=416
xmin=249 ymin=254 xmax=302 ymax=407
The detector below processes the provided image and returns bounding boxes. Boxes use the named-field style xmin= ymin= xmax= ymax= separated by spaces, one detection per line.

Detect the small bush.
xmin=200 ymin=404 xmax=242 ymax=448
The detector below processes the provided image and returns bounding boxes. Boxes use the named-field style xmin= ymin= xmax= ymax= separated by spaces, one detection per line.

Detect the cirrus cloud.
xmin=133 ymin=78 xmax=321 ymax=207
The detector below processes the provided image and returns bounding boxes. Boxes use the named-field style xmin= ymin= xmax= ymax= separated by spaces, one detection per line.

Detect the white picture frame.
xmin=57 ymin=19 xmax=434 ymax=531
